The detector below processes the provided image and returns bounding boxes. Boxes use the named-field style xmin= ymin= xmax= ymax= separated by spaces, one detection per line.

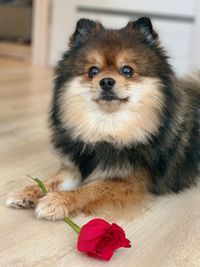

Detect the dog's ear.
xmin=126 ymin=17 xmax=158 ymax=46
xmin=70 ymin=18 xmax=103 ymax=47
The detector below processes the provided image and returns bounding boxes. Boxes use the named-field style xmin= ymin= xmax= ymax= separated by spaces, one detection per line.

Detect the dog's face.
xmin=54 ymin=18 xmax=172 ymax=146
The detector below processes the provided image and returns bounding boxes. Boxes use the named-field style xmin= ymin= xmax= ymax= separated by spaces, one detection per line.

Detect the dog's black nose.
xmin=99 ymin=78 xmax=115 ymax=91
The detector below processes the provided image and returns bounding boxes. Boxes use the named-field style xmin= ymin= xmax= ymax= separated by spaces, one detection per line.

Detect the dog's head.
xmin=53 ymin=17 xmax=174 ymax=146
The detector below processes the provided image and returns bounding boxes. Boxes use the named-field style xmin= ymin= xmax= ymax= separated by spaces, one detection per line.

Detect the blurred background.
xmin=0 ymin=0 xmax=200 ymax=76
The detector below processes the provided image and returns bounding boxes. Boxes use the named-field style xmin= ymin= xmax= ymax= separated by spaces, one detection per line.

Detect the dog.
xmin=6 ymin=17 xmax=200 ymax=220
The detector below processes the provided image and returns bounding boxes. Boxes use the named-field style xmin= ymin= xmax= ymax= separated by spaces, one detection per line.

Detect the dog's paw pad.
xmin=6 ymin=192 xmax=37 ymax=209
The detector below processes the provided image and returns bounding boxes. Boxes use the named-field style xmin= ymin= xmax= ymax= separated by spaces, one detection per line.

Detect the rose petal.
xmin=79 ymin=219 xmax=110 ymax=240
xmin=87 ymin=246 xmax=114 ymax=261
xmin=109 ymin=224 xmax=131 ymax=249
xmin=77 ymin=219 xmax=111 ymax=252
xmin=77 ymin=239 xmax=100 ymax=251
xmin=95 ymin=235 xmax=113 ymax=253
xmin=88 ymin=233 xmax=115 ymax=260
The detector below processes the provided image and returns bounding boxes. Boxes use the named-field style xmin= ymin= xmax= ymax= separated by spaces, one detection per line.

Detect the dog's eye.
xmin=88 ymin=66 xmax=100 ymax=78
xmin=120 ymin=66 xmax=133 ymax=78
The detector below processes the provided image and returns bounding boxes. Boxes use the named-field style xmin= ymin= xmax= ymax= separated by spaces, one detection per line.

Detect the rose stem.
xmin=27 ymin=175 xmax=81 ymax=234
xmin=27 ymin=175 xmax=48 ymax=194
xmin=63 ymin=217 xmax=80 ymax=233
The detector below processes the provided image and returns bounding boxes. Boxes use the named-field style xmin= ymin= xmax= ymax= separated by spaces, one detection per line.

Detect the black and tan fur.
xmin=6 ymin=17 xmax=200 ymax=220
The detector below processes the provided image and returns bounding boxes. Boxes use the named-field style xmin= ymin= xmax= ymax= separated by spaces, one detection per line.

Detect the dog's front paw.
xmin=6 ymin=188 xmax=41 ymax=209
xmin=35 ymin=192 xmax=76 ymax=220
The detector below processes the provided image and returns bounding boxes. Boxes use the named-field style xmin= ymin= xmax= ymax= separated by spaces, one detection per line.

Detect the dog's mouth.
xmin=95 ymin=93 xmax=129 ymax=103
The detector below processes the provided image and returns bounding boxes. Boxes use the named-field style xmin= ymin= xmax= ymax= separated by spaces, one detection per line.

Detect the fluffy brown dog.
xmin=6 ymin=17 xmax=200 ymax=220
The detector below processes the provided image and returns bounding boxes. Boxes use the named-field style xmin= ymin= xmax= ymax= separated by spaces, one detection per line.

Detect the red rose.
xmin=77 ymin=218 xmax=131 ymax=261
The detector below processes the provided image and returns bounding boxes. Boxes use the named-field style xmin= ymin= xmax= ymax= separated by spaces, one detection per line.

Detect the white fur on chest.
xmin=59 ymin=179 xmax=80 ymax=191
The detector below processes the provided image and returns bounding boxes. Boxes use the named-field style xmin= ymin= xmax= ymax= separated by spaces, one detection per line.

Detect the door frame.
xmin=31 ymin=0 xmax=51 ymax=66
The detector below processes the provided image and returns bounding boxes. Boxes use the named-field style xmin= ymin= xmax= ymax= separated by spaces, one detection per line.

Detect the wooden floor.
xmin=0 ymin=58 xmax=200 ymax=267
